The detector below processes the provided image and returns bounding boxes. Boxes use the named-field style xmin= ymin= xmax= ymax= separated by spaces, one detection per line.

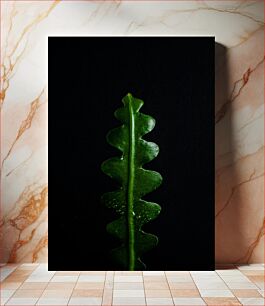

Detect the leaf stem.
xmin=127 ymin=94 xmax=135 ymax=271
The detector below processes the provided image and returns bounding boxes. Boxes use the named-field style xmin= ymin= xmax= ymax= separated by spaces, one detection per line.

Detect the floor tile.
xmin=113 ymin=289 xmax=145 ymax=297
xmin=144 ymin=276 xmax=167 ymax=282
xmin=144 ymin=282 xmax=169 ymax=290
xmin=219 ymin=275 xmax=251 ymax=282
xmin=6 ymin=297 xmax=38 ymax=305
xmin=1 ymin=264 xmax=19 ymax=269
xmin=102 ymin=288 xmax=112 ymax=306
xmin=25 ymin=276 xmax=54 ymax=283
xmin=215 ymin=264 xmax=236 ymax=269
xmin=146 ymin=297 xmax=174 ymax=305
xmin=104 ymin=281 xmax=114 ymax=290
xmin=216 ymin=270 xmax=245 ymax=276
xmin=40 ymin=289 xmax=72 ymax=298
xmin=199 ymin=289 xmax=234 ymax=297
xmin=3 ymin=275 xmax=28 ymax=283
xmin=75 ymin=282 xmax=104 ymax=290
xmin=1 ymin=297 xmax=10 ymax=305
xmin=30 ymin=271 xmax=55 ymax=276
xmin=80 ymin=271 xmax=106 ymax=275
xmin=19 ymin=264 xmax=39 ymax=269
xmin=170 ymin=289 xmax=200 ymax=297
xmin=247 ymin=275 xmax=264 ymax=282
xmin=37 ymin=298 xmax=69 ymax=305
xmin=11 ymin=269 xmax=33 ymax=275
xmin=78 ymin=275 xmax=105 ymax=282
xmin=19 ymin=282 xmax=48 ymax=290
xmin=143 ymin=271 xmax=165 ymax=276
xmin=114 ymin=282 xmax=144 ymax=290
xmin=68 ymin=297 xmax=102 ymax=305
xmin=115 ymin=271 xmax=142 ymax=276
xmin=238 ymin=297 xmax=265 ymax=305
xmin=50 ymin=275 xmax=78 ymax=282
xmin=1 ymin=289 xmax=16 ymax=298
xmin=192 ymin=277 xmax=224 ymax=284
xmin=232 ymin=289 xmax=262 ymax=297
xmin=45 ymin=282 xmax=76 ymax=290
xmin=237 ymin=264 xmax=264 ymax=270
xmin=0 ymin=266 xmax=19 ymax=282
xmin=190 ymin=271 xmax=217 ymax=276
xmin=0 ymin=282 xmax=22 ymax=290
xmin=192 ymin=274 xmax=223 ymax=280
xmin=168 ymin=282 xmax=197 ymax=289
xmin=258 ymin=290 xmax=265 ymax=297
xmin=145 ymin=290 xmax=172 ymax=298
xmin=0 ymin=290 xmax=15 ymax=305
xmin=112 ymin=296 xmax=146 ymax=305
xmin=167 ymin=275 xmax=193 ymax=282
xmin=36 ymin=264 xmax=48 ymax=269
xmin=195 ymin=281 xmax=228 ymax=290
xmin=55 ymin=271 xmax=80 ymax=276
xmin=203 ymin=297 xmax=242 ymax=305
xmin=105 ymin=271 xmax=114 ymax=277
xmin=173 ymin=297 xmax=206 ymax=305
xmin=104 ymin=272 xmax=114 ymax=290
xmin=241 ymin=270 xmax=264 ymax=276
xmin=225 ymin=282 xmax=258 ymax=289
xmin=255 ymin=282 xmax=264 ymax=290
xmin=165 ymin=271 xmax=190 ymax=275
xmin=12 ymin=289 xmax=44 ymax=298
xmin=72 ymin=289 xmax=103 ymax=297
xmin=114 ymin=276 xmax=143 ymax=282
xmin=2 ymin=264 xmax=263 ymax=305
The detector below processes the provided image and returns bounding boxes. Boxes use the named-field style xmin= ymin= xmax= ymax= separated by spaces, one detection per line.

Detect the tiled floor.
xmin=0 ymin=264 xmax=264 ymax=305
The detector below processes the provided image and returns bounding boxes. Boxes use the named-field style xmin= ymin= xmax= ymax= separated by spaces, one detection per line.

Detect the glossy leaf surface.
xmin=101 ymin=93 xmax=162 ymax=270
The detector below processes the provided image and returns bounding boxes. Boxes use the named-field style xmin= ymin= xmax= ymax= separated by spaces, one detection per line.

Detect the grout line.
xmin=2 ymin=264 xmax=43 ymax=305
xmin=217 ymin=266 xmax=253 ymax=305
xmin=67 ymin=271 xmax=81 ymax=305
xmin=191 ymin=268 xmax=245 ymax=305
xmin=141 ymin=270 xmax=147 ymax=306
xmin=164 ymin=270 xmax=174 ymax=305
xmin=101 ymin=270 xmax=107 ymax=306
xmin=111 ymin=271 xmax=116 ymax=306
xmin=3 ymin=265 xmax=265 ymax=306
xmin=65 ymin=287 xmax=73 ymax=306
xmin=1 ymin=264 xmax=22 ymax=282
xmin=189 ymin=270 xmax=210 ymax=305
xmin=110 ymin=271 xmax=114 ymax=306
xmin=30 ymin=286 xmax=46 ymax=306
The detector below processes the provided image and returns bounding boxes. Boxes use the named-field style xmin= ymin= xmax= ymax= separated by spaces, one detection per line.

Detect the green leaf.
xmin=101 ymin=93 xmax=162 ymax=270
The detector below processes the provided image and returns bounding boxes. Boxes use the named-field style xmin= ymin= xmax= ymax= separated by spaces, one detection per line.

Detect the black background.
xmin=48 ymin=37 xmax=215 ymax=271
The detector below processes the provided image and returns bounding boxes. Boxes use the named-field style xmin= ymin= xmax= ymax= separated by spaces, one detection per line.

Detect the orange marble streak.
xmin=32 ymin=232 xmax=48 ymax=263
xmin=9 ymin=186 xmax=47 ymax=231
xmin=215 ymin=145 xmax=264 ymax=263
xmin=0 ymin=1 xmax=59 ymax=107
xmin=1 ymin=185 xmax=48 ymax=262
xmin=215 ymin=57 xmax=264 ymax=124
xmin=8 ymin=228 xmax=36 ymax=262
xmin=215 ymin=170 xmax=264 ymax=218
xmin=235 ymin=219 xmax=265 ymax=263
xmin=1 ymin=89 xmax=45 ymax=167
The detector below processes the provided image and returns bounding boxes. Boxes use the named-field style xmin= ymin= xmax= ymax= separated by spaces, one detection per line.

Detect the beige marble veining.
xmin=0 ymin=0 xmax=264 ymax=263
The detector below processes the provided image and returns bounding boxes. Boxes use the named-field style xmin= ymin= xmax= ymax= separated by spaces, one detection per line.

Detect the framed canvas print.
xmin=48 ymin=36 xmax=214 ymax=271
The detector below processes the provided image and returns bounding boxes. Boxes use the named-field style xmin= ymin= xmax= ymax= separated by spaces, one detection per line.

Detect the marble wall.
xmin=0 ymin=1 xmax=264 ymax=263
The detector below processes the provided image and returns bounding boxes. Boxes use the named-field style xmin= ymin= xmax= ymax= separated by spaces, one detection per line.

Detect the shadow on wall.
xmin=215 ymin=43 xmax=249 ymax=264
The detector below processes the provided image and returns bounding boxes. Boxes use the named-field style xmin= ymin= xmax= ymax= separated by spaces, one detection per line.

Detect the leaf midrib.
xmin=127 ymin=95 xmax=135 ymax=271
